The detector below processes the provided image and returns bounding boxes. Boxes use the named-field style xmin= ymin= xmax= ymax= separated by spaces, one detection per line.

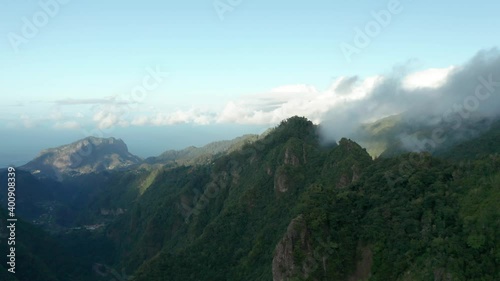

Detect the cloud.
xmin=48 ymin=107 xmax=65 ymax=121
xmin=128 ymin=108 xmax=216 ymax=127
xmin=216 ymin=76 xmax=383 ymax=125
xmin=402 ymin=66 xmax=456 ymax=90
xmin=149 ymin=109 xmax=215 ymax=126
xmin=53 ymin=121 xmax=81 ymax=130
xmin=92 ymin=109 xmax=130 ymax=129
xmin=331 ymin=76 xmax=359 ymax=95
xmin=131 ymin=115 xmax=149 ymax=126
xmin=320 ymin=48 xmax=500 ymax=141
xmin=54 ymin=97 xmax=137 ymax=106
xmin=17 ymin=48 xmax=500 ymax=137
xmin=20 ymin=114 xmax=36 ymax=128
xmin=85 ymin=48 xmax=499 ymax=134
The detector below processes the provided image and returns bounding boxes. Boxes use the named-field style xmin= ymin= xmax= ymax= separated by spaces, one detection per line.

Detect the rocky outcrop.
xmin=272 ymin=215 xmax=313 ymax=281
xmin=21 ymin=137 xmax=141 ymax=180
xmin=338 ymin=164 xmax=363 ymax=188
xmin=351 ymin=164 xmax=362 ymax=182
xmin=266 ymin=166 xmax=273 ymax=176
xmin=275 ymin=143 xmax=306 ymax=193
xmin=274 ymin=168 xmax=289 ymax=193
xmin=337 ymin=173 xmax=350 ymax=188
xmin=273 ymin=216 xmax=373 ymax=281
xmin=284 ymin=147 xmax=300 ymax=166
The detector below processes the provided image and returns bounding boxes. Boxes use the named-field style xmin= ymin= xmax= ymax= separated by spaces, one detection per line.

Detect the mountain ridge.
xmin=20 ymin=136 xmax=142 ymax=180
xmin=3 ymin=116 xmax=499 ymax=280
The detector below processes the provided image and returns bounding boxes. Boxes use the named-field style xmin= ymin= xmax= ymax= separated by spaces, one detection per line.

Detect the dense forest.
xmin=1 ymin=116 xmax=499 ymax=280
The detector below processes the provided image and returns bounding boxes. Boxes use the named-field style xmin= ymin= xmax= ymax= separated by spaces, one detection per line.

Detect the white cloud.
xmin=319 ymin=49 xmax=500 ymax=142
xmin=149 ymin=108 xmax=215 ymax=126
xmin=131 ymin=115 xmax=149 ymax=126
xmin=49 ymin=108 xmax=64 ymax=121
xmin=12 ymin=49 xmax=500 ymax=133
xmin=402 ymin=66 xmax=456 ymax=90
xmin=53 ymin=121 xmax=81 ymax=130
xmin=20 ymin=114 xmax=36 ymax=128
xmin=216 ymin=75 xmax=384 ymax=125
xmin=54 ymin=97 xmax=137 ymax=106
xmin=92 ymin=109 xmax=130 ymax=129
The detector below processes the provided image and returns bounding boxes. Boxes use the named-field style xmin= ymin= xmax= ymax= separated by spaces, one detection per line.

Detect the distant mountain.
xmin=20 ymin=137 xmax=141 ymax=180
xmin=355 ymin=114 xmax=406 ymax=157
xmin=436 ymin=119 xmax=500 ymax=160
xmin=145 ymin=134 xmax=261 ymax=166
xmin=355 ymin=114 xmax=499 ymax=158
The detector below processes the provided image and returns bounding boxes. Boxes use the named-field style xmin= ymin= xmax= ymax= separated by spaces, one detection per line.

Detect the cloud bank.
xmin=319 ymin=48 xmax=500 ymax=141
xmin=9 ymin=49 xmax=500 ymax=139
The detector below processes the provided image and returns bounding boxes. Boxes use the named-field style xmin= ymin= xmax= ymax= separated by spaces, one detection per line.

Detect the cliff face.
xmin=272 ymin=215 xmax=374 ymax=281
xmin=21 ymin=137 xmax=141 ymax=180
xmin=274 ymin=139 xmax=308 ymax=193
xmin=272 ymin=215 xmax=314 ymax=281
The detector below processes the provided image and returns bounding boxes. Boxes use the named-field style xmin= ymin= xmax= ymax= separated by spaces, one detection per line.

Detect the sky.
xmin=1 ymin=0 xmax=500 ymax=166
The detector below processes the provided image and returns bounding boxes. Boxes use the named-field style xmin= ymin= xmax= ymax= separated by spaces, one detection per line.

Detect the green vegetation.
xmin=0 ymin=209 xmax=97 ymax=281
xmin=121 ymin=117 xmax=500 ymax=280
xmin=2 ymin=116 xmax=499 ymax=280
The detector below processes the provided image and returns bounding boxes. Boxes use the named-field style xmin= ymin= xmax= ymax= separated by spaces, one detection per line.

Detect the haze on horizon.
xmin=1 ymin=0 xmax=500 ymax=167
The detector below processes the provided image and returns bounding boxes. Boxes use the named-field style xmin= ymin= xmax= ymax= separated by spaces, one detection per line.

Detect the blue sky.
xmin=1 ymin=0 xmax=499 ymax=164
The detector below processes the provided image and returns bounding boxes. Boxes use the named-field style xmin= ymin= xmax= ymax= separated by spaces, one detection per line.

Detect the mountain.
xmin=144 ymin=134 xmax=260 ymax=167
xmin=112 ymin=117 xmax=499 ymax=280
xmin=7 ymin=134 xmax=264 ymax=230
xmin=3 ymin=116 xmax=499 ymax=280
xmin=20 ymin=137 xmax=142 ymax=180
xmin=436 ymin=119 xmax=500 ymax=160
xmin=355 ymin=114 xmax=499 ymax=158
xmin=19 ymin=134 xmax=262 ymax=181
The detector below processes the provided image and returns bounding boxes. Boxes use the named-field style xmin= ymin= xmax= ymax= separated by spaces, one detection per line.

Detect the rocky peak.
xmin=272 ymin=215 xmax=313 ymax=281
xmin=21 ymin=137 xmax=141 ymax=180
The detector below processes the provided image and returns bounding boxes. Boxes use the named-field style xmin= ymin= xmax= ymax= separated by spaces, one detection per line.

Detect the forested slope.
xmin=2 ymin=116 xmax=498 ymax=280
